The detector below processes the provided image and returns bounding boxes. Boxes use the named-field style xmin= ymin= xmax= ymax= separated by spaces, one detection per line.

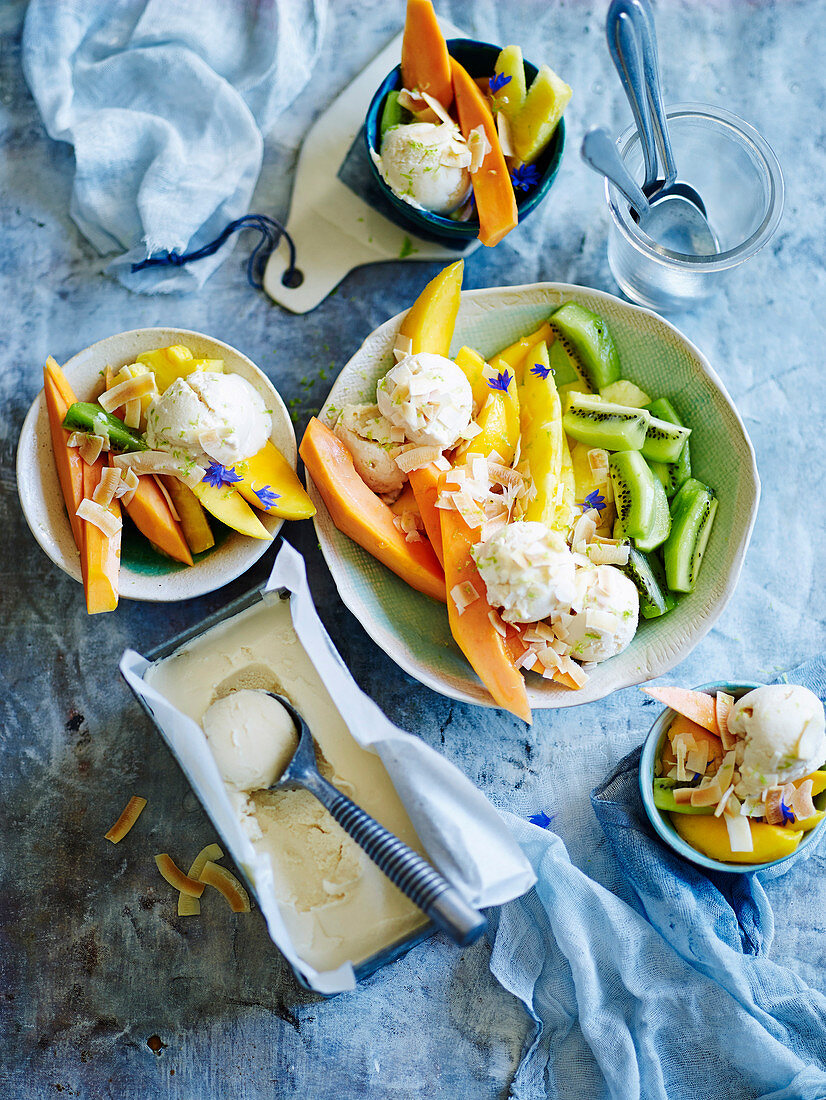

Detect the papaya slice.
xmin=80 ymin=458 xmax=121 ymax=614
xmin=643 ymin=685 xmax=719 ymax=734
xmin=450 ymin=58 xmax=518 ymax=247
xmin=300 ymin=418 xmax=445 ymax=603
xmin=398 ymin=260 xmax=463 ymax=358
xmin=120 ymin=469 xmax=193 ymax=565
xmin=234 ymin=441 xmax=315 ymax=520
xmin=439 ymin=479 xmax=531 ymax=723
xmin=400 ymin=0 xmax=453 ymax=110
xmin=407 ymin=463 xmax=445 ymax=566
xmin=43 ymin=358 xmax=85 ymax=553
xmin=667 ymin=713 xmax=723 ymax=769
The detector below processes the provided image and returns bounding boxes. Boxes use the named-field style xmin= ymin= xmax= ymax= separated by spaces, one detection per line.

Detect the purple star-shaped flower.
xmin=489 ymin=72 xmax=512 ymax=94
xmin=254 ymin=484 xmax=281 ymax=510
xmin=488 ymin=368 xmax=513 ymax=393
xmin=511 ymin=164 xmax=541 ymax=192
xmin=528 ymin=811 xmax=554 ymax=829
xmin=202 ymin=461 xmax=242 ymax=489
xmin=780 ymin=798 xmax=795 ymax=824
xmin=578 ymin=489 xmax=607 ymax=514
xmin=530 ymin=362 xmax=553 ymax=380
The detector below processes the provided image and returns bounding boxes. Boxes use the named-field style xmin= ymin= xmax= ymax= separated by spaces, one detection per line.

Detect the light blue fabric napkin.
xmin=22 ymin=0 xmax=326 ymax=293
xmin=491 ymin=660 xmax=826 ymax=1100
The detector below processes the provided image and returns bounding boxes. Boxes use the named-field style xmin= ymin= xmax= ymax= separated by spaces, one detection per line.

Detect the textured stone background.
xmin=2 ymin=1 xmax=825 ymax=1097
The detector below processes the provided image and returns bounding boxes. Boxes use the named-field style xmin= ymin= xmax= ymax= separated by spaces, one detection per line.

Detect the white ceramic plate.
xmin=309 ymin=283 xmax=760 ymax=710
xmin=17 ymin=327 xmax=294 ymax=602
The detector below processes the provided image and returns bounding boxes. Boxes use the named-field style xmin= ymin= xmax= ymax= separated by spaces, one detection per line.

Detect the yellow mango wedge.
xmin=192 ymin=483 xmax=272 ymax=541
xmin=511 ymin=64 xmax=573 ymax=165
xmin=457 ymin=356 xmax=520 ymax=466
xmin=235 ymin=441 xmax=315 ymax=520
xmin=160 ymin=476 xmax=215 ymax=555
xmin=788 ymin=810 xmax=825 ymax=833
xmin=454 ymin=346 xmax=489 ymax=414
xmin=491 ymin=45 xmax=527 ymax=121
xmin=557 ymin=436 xmax=577 ymax=532
xmin=397 ymin=260 xmax=463 ymax=357
xmin=797 ymin=770 xmax=826 ymax=797
xmin=136 ymin=345 xmax=224 ymax=394
xmin=670 ymin=813 xmax=802 ymax=865
xmin=515 ymin=340 xmax=565 ymax=528
xmin=492 ymin=322 xmax=554 ymax=379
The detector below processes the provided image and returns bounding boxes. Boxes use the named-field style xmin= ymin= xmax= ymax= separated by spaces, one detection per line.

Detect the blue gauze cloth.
xmin=491 ymin=658 xmax=826 ymax=1100
xmin=22 ymin=0 xmax=326 ymax=293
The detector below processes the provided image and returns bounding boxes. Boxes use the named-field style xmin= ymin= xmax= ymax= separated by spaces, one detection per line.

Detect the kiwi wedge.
xmin=641 ymin=415 xmax=691 ymax=464
xmin=550 ymin=302 xmax=621 ymax=390
xmin=649 ymin=460 xmax=680 ymax=498
xmin=635 ymin=474 xmax=671 ymax=552
xmin=653 ymin=779 xmax=713 ymax=815
xmin=663 ymin=478 xmax=718 ymax=593
xmin=380 ymin=91 xmax=405 ymax=139
xmin=549 ymin=334 xmax=590 ymax=390
xmin=645 ymin=397 xmax=691 ymax=491
xmin=563 ymin=393 xmax=650 ymax=451
xmin=609 ymin=450 xmax=658 ymax=539
xmin=622 ymin=544 xmax=676 ymax=619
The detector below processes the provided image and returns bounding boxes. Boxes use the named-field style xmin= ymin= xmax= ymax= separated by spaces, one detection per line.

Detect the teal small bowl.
xmin=639 ymin=681 xmax=826 ymax=874
xmin=364 ymin=39 xmax=565 ymax=245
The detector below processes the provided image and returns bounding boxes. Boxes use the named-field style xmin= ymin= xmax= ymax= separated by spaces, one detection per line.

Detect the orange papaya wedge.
xmin=407 ymin=463 xmax=445 ymax=566
xmin=401 ymin=0 xmax=453 ymax=110
xmin=80 ymin=459 xmax=120 ymax=614
xmin=120 ymin=470 xmax=193 ymax=566
xmin=43 ymin=358 xmax=85 ymax=553
xmin=643 ymin=685 xmax=719 ymax=734
xmin=450 ymin=58 xmax=518 ymax=247
xmin=300 ymin=418 xmax=445 ymax=603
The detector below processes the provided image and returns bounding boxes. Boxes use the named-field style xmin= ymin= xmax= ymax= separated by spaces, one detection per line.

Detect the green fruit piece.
xmin=550 ymin=302 xmax=621 ymax=391
xmin=609 ymin=450 xmax=657 ymax=539
xmin=491 ymin=45 xmax=527 ymax=120
xmin=653 ymin=779 xmax=713 ymax=815
xmin=511 ymin=64 xmax=572 ymax=164
xmin=622 ymin=544 xmax=676 ymax=618
xmin=649 ymin=459 xmax=680 ymax=499
xmin=63 ymin=402 xmax=148 ymax=453
xmin=663 ymin=478 xmax=718 ymax=593
xmin=634 ymin=474 xmax=671 ymax=552
xmin=641 ymin=415 xmax=692 ymax=464
xmin=549 ymin=336 xmax=589 ymax=390
xmin=599 ymin=379 xmax=651 ymax=408
xmin=380 ymin=91 xmax=405 ymax=140
xmin=645 ymin=397 xmax=691 ymax=490
xmin=563 ymin=393 xmax=650 ymax=451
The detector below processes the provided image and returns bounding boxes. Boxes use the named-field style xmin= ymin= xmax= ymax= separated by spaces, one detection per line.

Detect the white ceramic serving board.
xmin=263 ymin=22 xmax=479 ymax=314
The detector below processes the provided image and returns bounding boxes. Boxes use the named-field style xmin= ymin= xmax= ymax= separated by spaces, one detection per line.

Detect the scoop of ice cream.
xmin=145 ymin=370 xmax=270 ymax=467
xmin=471 ymin=522 xmax=580 ymax=624
xmin=565 ymin=565 xmax=639 ymax=663
xmin=335 ymin=403 xmax=406 ymax=497
xmin=377 ymin=352 xmax=472 ymax=448
xmin=373 ymin=122 xmax=471 ymax=214
xmin=201 ymin=690 xmax=298 ymax=793
xmin=730 ymin=684 xmax=826 ymax=798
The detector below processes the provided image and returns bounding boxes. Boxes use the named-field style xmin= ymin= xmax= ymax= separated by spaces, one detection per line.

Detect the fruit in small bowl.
xmin=364 ymin=0 xmax=570 ymax=247
xmin=639 ymin=682 xmax=826 ymax=873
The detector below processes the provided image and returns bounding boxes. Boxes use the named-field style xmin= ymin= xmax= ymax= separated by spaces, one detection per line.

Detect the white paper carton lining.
xmin=120 ymin=541 xmax=534 ymax=994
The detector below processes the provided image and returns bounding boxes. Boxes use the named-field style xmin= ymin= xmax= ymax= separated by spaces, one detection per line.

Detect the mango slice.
xmin=398 ymin=260 xmax=463 ymax=357
xmin=491 ymin=45 xmax=527 ymax=120
xmin=454 ymin=345 xmax=489 ymax=413
xmin=516 ymin=340 xmax=565 ymax=528
xmin=235 ymin=441 xmax=315 ymax=521
xmin=192 ymin=482 xmax=272 ymax=541
xmin=136 ymin=345 xmax=224 ymax=394
xmin=511 ymin=64 xmax=572 ymax=165
xmin=670 ymin=813 xmax=802 ymax=864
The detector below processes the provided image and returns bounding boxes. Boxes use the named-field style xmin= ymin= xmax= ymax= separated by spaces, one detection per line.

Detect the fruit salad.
xmin=371 ymin=0 xmax=572 ymax=245
xmin=43 ymin=347 xmax=314 ymax=615
xmin=300 ymin=261 xmax=717 ymax=723
xmin=649 ymin=683 xmax=826 ymax=864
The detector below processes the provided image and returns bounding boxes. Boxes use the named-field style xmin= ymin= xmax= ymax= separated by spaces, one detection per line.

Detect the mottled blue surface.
xmin=2 ymin=1 xmax=825 ymax=1097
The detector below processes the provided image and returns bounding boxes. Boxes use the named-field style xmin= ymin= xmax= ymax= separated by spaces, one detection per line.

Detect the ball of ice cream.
xmin=202 ymin=690 xmax=298 ymax=793
xmin=335 ymin=403 xmax=407 ymax=497
xmin=373 ymin=122 xmax=471 ymax=214
xmin=377 ymin=352 xmax=472 ymax=448
xmin=145 ymin=370 xmax=270 ymax=467
xmin=565 ymin=565 xmax=639 ymax=663
xmin=730 ymin=684 xmax=826 ymax=798
xmin=471 ymin=522 xmax=579 ymax=624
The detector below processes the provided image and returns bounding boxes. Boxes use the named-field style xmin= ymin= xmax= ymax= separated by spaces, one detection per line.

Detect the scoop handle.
xmin=308 ymin=772 xmax=487 ymax=947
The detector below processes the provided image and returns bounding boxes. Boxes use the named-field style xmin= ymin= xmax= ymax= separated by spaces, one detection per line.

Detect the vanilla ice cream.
xmin=565 ymin=565 xmax=639 ymax=663
xmin=377 ymin=352 xmax=473 ymax=448
xmin=729 ymin=684 xmax=826 ymax=799
xmin=373 ymin=121 xmax=471 ymax=214
xmin=201 ymin=690 xmax=298 ymax=794
xmin=472 ymin=522 xmax=580 ymax=624
xmin=145 ymin=370 xmax=270 ymax=467
xmin=335 ymin=403 xmax=407 ymax=496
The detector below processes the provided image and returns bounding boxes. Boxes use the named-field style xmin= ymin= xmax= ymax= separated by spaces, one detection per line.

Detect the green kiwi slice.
xmin=649 ymin=460 xmax=680 ymax=498
xmin=563 ymin=393 xmax=650 ymax=451
xmin=548 ymin=334 xmax=589 ymax=390
xmin=634 ymin=474 xmax=671 ymax=552
xmin=609 ymin=450 xmax=657 ymax=538
xmin=622 ymin=544 xmax=676 ymax=618
xmin=645 ymin=397 xmax=691 ymax=491
xmin=550 ymin=302 xmax=621 ymax=390
xmin=663 ymin=478 xmax=718 ymax=593
xmin=640 ymin=415 xmax=691 ymax=463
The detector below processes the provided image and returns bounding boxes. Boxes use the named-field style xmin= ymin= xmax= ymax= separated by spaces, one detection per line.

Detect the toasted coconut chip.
xmin=393 ymin=333 xmax=414 ymax=363
xmin=724 ymin=791 xmax=742 ymax=818
xmin=153 ymin=475 xmax=181 ymax=521
xmin=468 ymin=126 xmax=492 ymax=172
xmin=725 ymin=813 xmax=754 ymax=853
xmin=513 ymin=649 xmax=534 ymax=670
xmin=404 ymin=529 xmax=423 ymax=543
xmin=587 ymin=542 xmax=630 ymax=566
xmin=488 ymin=462 xmax=524 ymax=488
xmin=395 ymin=445 xmax=442 ymax=474
xmin=179 ymin=843 xmax=224 ymax=917
xmin=764 ymin=785 xmax=787 ymax=826
xmin=397 ymin=87 xmax=426 ymax=112
xmin=715 ymin=691 xmax=736 ymax=749
xmin=76 ymin=497 xmax=122 ymax=538
xmin=535 ymin=645 xmax=563 ymax=673
xmin=559 ymin=657 xmax=589 ymax=688
xmin=673 ymin=787 xmax=695 ymax=805
xmin=488 ymin=609 xmax=507 ymax=637
xmin=570 ymin=512 xmax=597 ymax=554
xmin=123 ymin=398 xmax=142 ymax=429
xmin=78 ymin=433 xmax=105 ymax=465
xmin=691 ymin=780 xmax=723 ymax=807
xmin=587 ymin=448 xmax=610 ymax=481
xmin=154 ymin=853 xmax=205 ymax=898
xmin=98 ymin=372 xmax=156 ymax=413
xmin=496 ymin=110 xmax=514 ymax=157
xmin=675 ymin=739 xmax=689 ymax=782
xmin=686 ymin=741 xmax=709 ymax=778
xmin=92 ymin=466 xmax=122 ymax=508
xmin=399 ymin=511 xmax=422 ymax=534
xmin=790 ymin=779 xmax=816 ymax=821
xmin=714 ymin=784 xmax=735 ymax=817
xmin=116 ymin=467 xmax=139 ymax=506
xmin=523 ymin=623 xmax=555 ymax=644
xmin=433 ymin=454 xmax=451 ymax=471
xmin=450 ymin=581 xmax=480 ymax=614
xmin=67 ymin=432 xmax=83 ymax=449
xmin=199 ymin=860 xmax=251 ymax=913
xmin=419 ymin=89 xmax=456 ymax=127
xmin=104 ymin=795 xmax=147 ymax=843
xmin=113 ymin=450 xmax=205 ymax=489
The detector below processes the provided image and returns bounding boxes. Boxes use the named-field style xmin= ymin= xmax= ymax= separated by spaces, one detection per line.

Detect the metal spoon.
xmin=264 ymin=693 xmax=487 ymax=947
xmin=581 ymin=127 xmax=718 ymax=255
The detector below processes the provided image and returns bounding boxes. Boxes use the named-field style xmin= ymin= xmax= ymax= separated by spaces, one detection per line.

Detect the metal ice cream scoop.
xmin=264 ymin=692 xmax=487 ymax=947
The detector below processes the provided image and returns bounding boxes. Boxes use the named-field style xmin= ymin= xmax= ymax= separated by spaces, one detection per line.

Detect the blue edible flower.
xmin=202 ymin=461 xmax=243 ymax=489
xmin=578 ymin=489 xmax=607 ymax=514
xmin=254 ymin=484 xmax=281 ymax=510
xmin=530 ymin=362 xmax=553 ymax=380
xmin=511 ymin=164 xmax=541 ymax=192
xmin=780 ymin=799 xmax=795 ymax=824
xmin=488 ymin=368 xmax=513 ymax=393
xmin=489 ymin=72 xmax=512 ymax=94
xmin=529 ymin=811 xmax=554 ymax=829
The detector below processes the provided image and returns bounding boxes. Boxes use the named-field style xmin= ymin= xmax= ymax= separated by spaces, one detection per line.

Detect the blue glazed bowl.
xmin=364 ymin=39 xmax=565 ymax=245
xmin=639 ymin=681 xmax=826 ymax=874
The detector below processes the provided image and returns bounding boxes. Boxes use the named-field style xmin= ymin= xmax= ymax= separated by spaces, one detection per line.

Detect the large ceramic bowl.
xmin=639 ymin=682 xmax=826 ymax=873
xmin=364 ymin=39 xmax=565 ymax=245
xmin=17 ymin=328 xmax=294 ymax=602
xmin=309 ymin=283 xmax=760 ymax=711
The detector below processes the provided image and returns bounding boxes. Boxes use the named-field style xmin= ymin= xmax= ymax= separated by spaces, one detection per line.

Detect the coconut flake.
xmin=92 ymin=467 xmax=122 ymax=508
xmin=714 ymin=784 xmax=735 ymax=818
xmin=113 ymin=450 xmax=205 ymax=490
xmin=77 ymin=433 xmax=105 ymax=465
xmin=123 ymin=398 xmax=141 ymax=429
xmin=98 ymin=372 xmax=156 ymax=413
xmin=67 ymin=432 xmax=83 ymax=449
xmin=488 ymin=609 xmax=507 ymax=637
xmin=395 ymin=445 xmax=442 ymax=474
xmin=115 ymin=467 xmax=140 ymax=506
xmin=153 ymin=475 xmax=181 ymax=522
xmin=790 ymin=779 xmax=816 ymax=821
xmin=468 ymin=126 xmax=492 ymax=173
xmin=450 ymin=582 xmax=480 ymax=615
xmin=419 ymin=90 xmax=455 ymax=127
xmin=76 ymin=497 xmax=122 ymax=538
xmin=587 ymin=448 xmax=610 ymax=481
xmin=393 ymin=333 xmax=414 ymax=364
xmin=496 ymin=110 xmax=514 ymax=157
xmin=725 ymin=813 xmax=754 ymax=853
xmin=716 ymin=692 xmax=736 ymax=750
